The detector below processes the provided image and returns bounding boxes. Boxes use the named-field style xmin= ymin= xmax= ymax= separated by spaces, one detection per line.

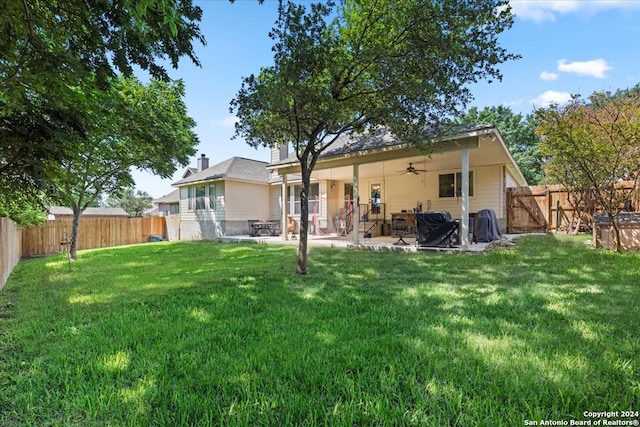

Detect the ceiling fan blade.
xmin=397 ymin=162 xmax=427 ymax=174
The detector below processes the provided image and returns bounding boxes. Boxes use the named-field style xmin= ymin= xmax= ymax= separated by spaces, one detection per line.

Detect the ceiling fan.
xmin=399 ymin=162 xmax=428 ymax=175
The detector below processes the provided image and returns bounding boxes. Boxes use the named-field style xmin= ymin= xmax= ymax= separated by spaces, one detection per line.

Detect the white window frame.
xmin=438 ymin=171 xmax=474 ymax=198
xmin=287 ymin=183 xmax=320 ymax=216
xmin=188 ymin=183 xmax=217 ymax=211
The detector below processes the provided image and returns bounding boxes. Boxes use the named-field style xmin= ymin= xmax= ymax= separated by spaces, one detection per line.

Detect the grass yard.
xmin=0 ymin=234 xmax=638 ymax=426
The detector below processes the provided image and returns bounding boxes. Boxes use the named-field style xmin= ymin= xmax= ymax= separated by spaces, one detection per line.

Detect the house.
xmin=152 ymin=190 xmax=180 ymax=216
xmin=47 ymin=206 xmax=129 ymax=220
xmin=170 ymin=124 xmax=526 ymax=247
xmin=268 ymin=124 xmax=527 ymax=247
xmin=172 ymin=155 xmax=272 ymax=240
xmin=152 ymin=165 xmax=197 ymax=216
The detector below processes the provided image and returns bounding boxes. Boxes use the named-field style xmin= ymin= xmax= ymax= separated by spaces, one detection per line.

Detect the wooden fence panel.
xmin=21 ymin=217 xmax=167 ymax=258
xmin=507 ymin=182 xmax=638 ymax=234
xmin=0 ymin=217 xmax=22 ymax=289
xmin=506 ymin=187 xmax=548 ymax=233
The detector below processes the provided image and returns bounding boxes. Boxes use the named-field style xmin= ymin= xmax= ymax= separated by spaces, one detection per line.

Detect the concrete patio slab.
xmin=218 ymin=232 xmax=522 ymax=253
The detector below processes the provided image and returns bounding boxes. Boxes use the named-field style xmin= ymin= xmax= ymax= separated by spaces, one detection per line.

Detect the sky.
xmin=132 ymin=0 xmax=640 ymax=198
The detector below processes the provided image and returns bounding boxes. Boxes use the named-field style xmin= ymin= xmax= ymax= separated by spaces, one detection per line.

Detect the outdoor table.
xmin=250 ymin=221 xmax=278 ymax=236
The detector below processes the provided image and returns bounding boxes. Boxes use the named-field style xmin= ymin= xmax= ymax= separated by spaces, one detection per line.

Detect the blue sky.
xmin=133 ymin=0 xmax=640 ymax=198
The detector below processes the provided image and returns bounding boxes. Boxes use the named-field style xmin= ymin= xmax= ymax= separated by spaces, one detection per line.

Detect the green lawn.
xmin=0 ymin=234 xmax=638 ymax=426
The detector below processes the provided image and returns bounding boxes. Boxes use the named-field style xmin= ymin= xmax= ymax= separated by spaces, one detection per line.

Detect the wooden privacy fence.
xmin=1 ymin=217 xmax=22 ymax=289
xmin=21 ymin=216 xmax=167 ymax=258
xmin=507 ymin=182 xmax=638 ymax=233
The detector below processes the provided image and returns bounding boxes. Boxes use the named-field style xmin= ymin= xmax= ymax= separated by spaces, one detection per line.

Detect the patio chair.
xmin=392 ymin=218 xmax=409 ymax=245
xmin=287 ymin=216 xmax=298 ymax=240
xmin=248 ymin=219 xmax=260 ymax=237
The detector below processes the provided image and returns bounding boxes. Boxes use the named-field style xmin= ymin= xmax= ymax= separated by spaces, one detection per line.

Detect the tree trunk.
xmin=295 ymin=164 xmax=312 ymax=275
xmin=608 ymin=212 xmax=624 ymax=253
xmin=69 ymin=208 xmax=82 ymax=260
xmin=571 ymin=215 xmax=581 ymax=235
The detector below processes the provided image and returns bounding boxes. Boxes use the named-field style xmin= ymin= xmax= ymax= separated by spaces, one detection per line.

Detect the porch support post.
xmin=352 ymin=164 xmax=360 ymax=244
xmin=281 ymin=174 xmax=288 ymax=241
xmin=460 ymin=146 xmax=470 ymax=249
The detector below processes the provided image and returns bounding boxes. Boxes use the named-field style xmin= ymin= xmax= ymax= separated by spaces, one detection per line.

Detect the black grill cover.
xmin=474 ymin=209 xmax=501 ymax=243
xmin=416 ymin=212 xmax=459 ymax=247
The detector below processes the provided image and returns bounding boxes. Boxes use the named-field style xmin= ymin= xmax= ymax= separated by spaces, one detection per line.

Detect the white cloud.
xmin=540 ymin=71 xmax=559 ymax=81
xmin=510 ymin=0 xmax=640 ymax=23
xmin=530 ymin=90 xmax=573 ymax=108
xmin=557 ymin=59 xmax=612 ymax=79
xmin=503 ymin=99 xmax=523 ymax=107
xmin=217 ymin=115 xmax=238 ymax=128
xmin=510 ymin=1 xmax=582 ymax=22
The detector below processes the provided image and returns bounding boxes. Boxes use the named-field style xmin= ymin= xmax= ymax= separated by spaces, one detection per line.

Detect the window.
xmin=195 ymin=185 xmax=206 ymax=210
xmin=370 ymin=183 xmax=381 ymax=214
xmin=439 ymin=171 xmax=474 ymax=198
xmin=288 ymin=183 xmax=319 ymax=215
xmin=188 ymin=184 xmax=217 ymax=211
xmin=208 ymin=184 xmax=216 ymax=210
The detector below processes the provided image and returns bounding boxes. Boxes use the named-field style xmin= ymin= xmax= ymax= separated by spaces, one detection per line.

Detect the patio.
xmin=219 ymin=232 xmax=520 ymax=252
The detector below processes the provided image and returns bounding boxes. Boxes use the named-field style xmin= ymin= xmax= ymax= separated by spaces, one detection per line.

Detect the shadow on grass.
xmin=1 ymin=235 xmax=638 ymax=426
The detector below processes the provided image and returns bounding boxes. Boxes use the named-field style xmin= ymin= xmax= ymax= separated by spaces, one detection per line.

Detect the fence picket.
xmin=20 ymin=217 xmax=167 ymax=258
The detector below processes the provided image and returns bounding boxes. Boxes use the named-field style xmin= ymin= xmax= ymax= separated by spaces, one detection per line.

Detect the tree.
xmin=0 ymin=96 xmax=88 ymax=223
xmin=48 ymin=77 xmax=198 ymax=259
xmin=0 ymin=0 xmax=205 ymax=201
xmin=1 ymin=0 xmax=204 ymax=106
xmin=107 ymin=188 xmax=154 ymax=218
xmin=231 ymin=0 xmax=518 ymax=274
xmin=0 ymin=191 xmax=47 ymax=227
xmin=459 ymin=106 xmax=543 ymax=184
xmin=535 ymin=86 xmax=640 ymax=252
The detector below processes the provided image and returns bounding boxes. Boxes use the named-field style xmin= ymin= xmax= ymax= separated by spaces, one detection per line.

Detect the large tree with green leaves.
xmin=106 ymin=188 xmax=154 ymax=218
xmin=48 ymin=77 xmax=198 ymax=259
xmin=459 ymin=106 xmax=543 ymax=184
xmin=231 ymin=0 xmax=518 ymax=274
xmin=1 ymin=0 xmax=204 ymax=105
xmin=535 ymin=86 xmax=640 ymax=252
xmin=0 ymin=191 xmax=47 ymax=227
xmin=0 ymin=0 xmax=205 ymax=213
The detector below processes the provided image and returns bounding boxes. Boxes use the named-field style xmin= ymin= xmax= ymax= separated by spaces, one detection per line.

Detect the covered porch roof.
xmin=267 ymin=125 xmax=527 ymax=186
xmin=268 ymin=124 xmax=527 ymax=249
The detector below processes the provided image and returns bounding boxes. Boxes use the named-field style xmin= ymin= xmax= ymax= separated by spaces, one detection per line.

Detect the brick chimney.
xmin=197 ymin=154 xmax=209 ymax=172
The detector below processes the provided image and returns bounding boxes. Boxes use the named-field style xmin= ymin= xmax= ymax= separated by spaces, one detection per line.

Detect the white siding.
xmin=178 ymin=183 xmax=225 ymax=222
xmin=377 ymin=165 xmax=506 ymax=220
xmin=177 ymin=183 xmax=226 ymax=240
xmin=224 ymin=181 xmax=270 ymax=220
xmin=270 ymin=147 xmax=280 ymax=164
xmin=179 ymin=187 xmax=190 ymax=220
xmin=505 ymin=168 xmax=518 ymax=189
xmin=269 ymin=185 xmax=283 ymax=221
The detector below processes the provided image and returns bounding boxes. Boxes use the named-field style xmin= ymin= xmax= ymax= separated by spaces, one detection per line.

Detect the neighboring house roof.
xmin=144 ymin=205 xmax=159 ymax=216
xmin=172 ymin=157 xmax=270 ymax=187
xmin=153 ymin=189 xmax=180 ymax=205
xmin=183 ymin=167 xmax=197 ymax=178
xmin=48 ymin=206 xmax=129 ymax=217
